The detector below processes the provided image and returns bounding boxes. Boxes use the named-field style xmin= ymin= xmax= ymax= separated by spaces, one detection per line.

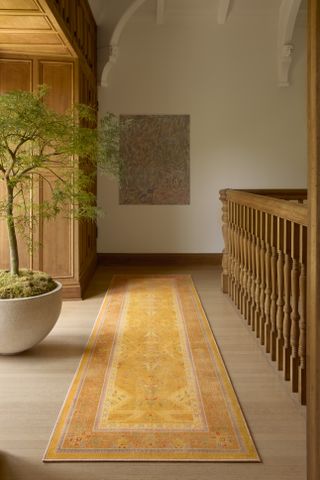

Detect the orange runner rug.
xmin=44 ymin=275 xmax=259 ymax=462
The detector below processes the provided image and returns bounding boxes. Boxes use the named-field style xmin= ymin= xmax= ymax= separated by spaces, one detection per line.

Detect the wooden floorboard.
xmin=0 ymin=265 xmax=306 ymax=479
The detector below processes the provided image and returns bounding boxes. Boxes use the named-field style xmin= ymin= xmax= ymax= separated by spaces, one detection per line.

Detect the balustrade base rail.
xmin=220 ymin=188 xmax=308 ymax=405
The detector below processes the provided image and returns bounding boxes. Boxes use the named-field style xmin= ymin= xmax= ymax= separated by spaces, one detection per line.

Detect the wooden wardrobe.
xmin=0 ymin=0 xmax=97 ymax=298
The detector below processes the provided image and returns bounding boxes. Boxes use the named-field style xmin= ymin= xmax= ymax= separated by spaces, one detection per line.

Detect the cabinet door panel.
xmin=0 ymin=59 xmax=31 ymax=91
xmin=0 ymin=59 xmax=33 ymax=270
xmin=39 ymin=61 xmax=74 ymax=278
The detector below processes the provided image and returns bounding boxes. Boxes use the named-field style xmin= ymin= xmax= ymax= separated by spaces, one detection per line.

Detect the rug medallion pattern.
xmin=44 ymin=275 xmax=259 ymax=462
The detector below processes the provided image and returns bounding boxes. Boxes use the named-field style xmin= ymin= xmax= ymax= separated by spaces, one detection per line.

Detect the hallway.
xmin=0 ymin=265 xmax=306 ymax=480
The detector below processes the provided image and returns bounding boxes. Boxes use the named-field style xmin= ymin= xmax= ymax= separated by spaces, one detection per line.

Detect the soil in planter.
xmin=0 ymin=270 xmax=57 ymax=299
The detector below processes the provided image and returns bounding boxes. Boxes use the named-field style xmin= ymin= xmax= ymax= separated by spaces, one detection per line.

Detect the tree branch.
xmin=3 ymin=138 xmax=16 ymax=179
xmin=41 ymin=166 xmax=66 ymax=184
xmin=33 ymin=172 xmax=55 ymax=193
xmin=13 ymin=134 xmax=34 ymax=157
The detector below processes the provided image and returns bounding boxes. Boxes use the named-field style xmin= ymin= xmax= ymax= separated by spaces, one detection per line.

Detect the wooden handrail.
xmin=236 ymin=188 xmax=307 ymax=201
xmin=225 ymin=189 xmax=308 ymax=226
xmin=220 ymin=188 xmax=307 ymax=405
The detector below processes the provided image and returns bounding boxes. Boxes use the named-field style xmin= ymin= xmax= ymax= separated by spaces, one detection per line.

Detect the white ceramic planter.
xmin=0 ymin=281 xmax=62 ymax=355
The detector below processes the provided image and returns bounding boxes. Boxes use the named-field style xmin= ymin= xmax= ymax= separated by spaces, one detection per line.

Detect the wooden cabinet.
xmin=0 ymin=0 xmax=97 ymax=298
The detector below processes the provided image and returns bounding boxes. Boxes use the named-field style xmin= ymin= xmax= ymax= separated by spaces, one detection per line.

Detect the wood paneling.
xmin=38 ymin=60 xmax=74 ymax=278
xmin=0 ymin=15 xmax=51 ymax=30
xmin=0 ymin=182 xmax=10 ymax=270
xmin=0 ymin=58 xmax=32 ymax=91
xmin=0 ymin=59 xmax=33 ymax=270
xmin=0 ymin=0 xmax=73 ymax=58
xmin=41 ymin=176 xmax=73 ymax=277
xmin=0 ymin=32 xmax=62 ymax=44
xmin=0 ymin=0 xmax=97 ymax=297
xmin=77 ymin=62 xmax=97 ymax=282
xmin=0 ymin=44 xmax=70 ymax=55
xmin=39 ymin=60 xmax=73 ymax=112
xmin=0 ymin=54 xmax=96 ymax=297
xmin=0 ymin=0 xmax=99 ymax=80
xmin=307 ymin=0 xmax=320 ymax=478
xmin=98 ymin=253 xmax=223 ymax=266
xmin=0 ymin=58 xmax=74 ymax=278
xmin=0 ymin=0 xmax=39 ymax=9
xmin=44 ymin=0 xmax=97 ymax=75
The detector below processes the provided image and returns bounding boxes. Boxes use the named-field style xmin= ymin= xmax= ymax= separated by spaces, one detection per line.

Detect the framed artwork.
xmin=119 ymin=114 xmax=190 ymax=205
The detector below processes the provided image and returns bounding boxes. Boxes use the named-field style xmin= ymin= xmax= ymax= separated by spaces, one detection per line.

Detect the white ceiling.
xmin=88 ymin=0 xmax=307 ymax=86
xmin=88 ymin=0 xmax=307 ymax=23
xmin=88 ymin=0 xmax=307 ymax=49
xmin=138 ymin=0 xmax=281 ymax=15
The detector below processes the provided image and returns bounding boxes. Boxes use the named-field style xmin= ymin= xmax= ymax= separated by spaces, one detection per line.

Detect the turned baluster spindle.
xmin=235 ymin=203 xmax=241 ymax=308
xmin=298 ymin=225 xmax=307 ymax=405
xmin=239 ymin=205 xmax=243 ymax=314
xmin=242 ymin=206 xmax=248 ymax=320
xmin=227 ymin=200 xmax=233 ymax=296
xmin=246 ymin=208 xmax=252 ymax=326
xmin=264 ymin=213 xmax=272 ymax=353
xmin=243 ymin=207 xmax=249 ymax=317
xmin=299 ymin=262 xmax=306 ymax=404
xmin=229 ymin=202 xmax=235 ymax=301
xmin=276 ymin=218 xmax=285 ymax=371
xmin=238 ymin=203 xmax=243 ymax=310
xmin=283 ymin=220 xmax=292 ymax=381
xmin=232 ymin=202 xmax=237 ymax=303
xmin=220 ymin=190 xmax=229 ymax=293
xmin=270 ymin=216 xmax=277 ymax=361
xmin=254 ymin=209 xmax=261 ymax=338
xmin=250 ymin=209 xmax=257 ymax=331
xmin=259 ymin=211 xmax=266 ymax=346
xmin=219 ymin=189 xmax=308 ymax=405
xmin=290 ymin=223 xmax=300 ymax=393
xmin=239 ymin=205 xmax=245 ymax=315
xmin=230 ymin=203 xmax=235 ymax=302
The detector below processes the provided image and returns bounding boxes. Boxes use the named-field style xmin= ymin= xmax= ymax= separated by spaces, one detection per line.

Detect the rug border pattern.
xmin=43 ymin=274 xmax=261 ymax=463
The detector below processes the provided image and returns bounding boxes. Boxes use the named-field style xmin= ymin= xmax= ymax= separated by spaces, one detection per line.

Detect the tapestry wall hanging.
xmin=119 ymin=115 xmax=190 ymax=205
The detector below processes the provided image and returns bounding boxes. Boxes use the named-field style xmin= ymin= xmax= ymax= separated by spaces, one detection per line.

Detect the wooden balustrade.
xmin=220 ymin=189 xmax=308 ymax=404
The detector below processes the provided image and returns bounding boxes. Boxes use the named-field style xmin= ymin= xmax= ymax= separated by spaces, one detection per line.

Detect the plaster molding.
xmin=100 ymin=44 xmax=119 ymax=88
xmin=278 ymin=0 xmax=303 ymax=87
xmin=109 ymin=44 xmax=119 ymax=62
xmin=156 ymin=0 xmax=166 ymax=25
xmin=217 ymin=0 xmax=231 ymax=25
xmin=101 ymin=0 xmax=147 ymax=87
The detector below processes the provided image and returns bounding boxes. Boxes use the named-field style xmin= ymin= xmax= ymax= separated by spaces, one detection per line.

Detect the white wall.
xmin=97 ymin=10 xmax=307 ymax=254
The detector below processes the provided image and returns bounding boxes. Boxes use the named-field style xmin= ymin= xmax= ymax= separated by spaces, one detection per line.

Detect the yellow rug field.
xmin=44 ymin=275 xmax=259 ymax=462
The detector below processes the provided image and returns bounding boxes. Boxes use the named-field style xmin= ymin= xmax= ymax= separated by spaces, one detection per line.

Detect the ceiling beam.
xmin=278 ymin=0 xmax=303 ymax=87
xmin=217 ymin=0 xmax=231 ymax=25
xmin=156 ymin=0 xmax=165 ymax=25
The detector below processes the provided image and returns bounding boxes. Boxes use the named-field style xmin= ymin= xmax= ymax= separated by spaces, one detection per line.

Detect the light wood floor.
xmin=0 ymin=265 xmax=306 ymax=480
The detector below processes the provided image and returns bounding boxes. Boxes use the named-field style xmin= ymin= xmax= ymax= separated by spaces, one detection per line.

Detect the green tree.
xmin=0 ymin=85 xmax=120 ymax=276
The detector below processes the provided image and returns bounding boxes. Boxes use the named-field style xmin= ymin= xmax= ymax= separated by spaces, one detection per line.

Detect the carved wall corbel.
xmin=278 ymin=0 xmax=303 ymax=87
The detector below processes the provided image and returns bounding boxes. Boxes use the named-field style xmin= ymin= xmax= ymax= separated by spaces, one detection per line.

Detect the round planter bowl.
xmin=0 ymin=281 xmax=62 ymax=355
